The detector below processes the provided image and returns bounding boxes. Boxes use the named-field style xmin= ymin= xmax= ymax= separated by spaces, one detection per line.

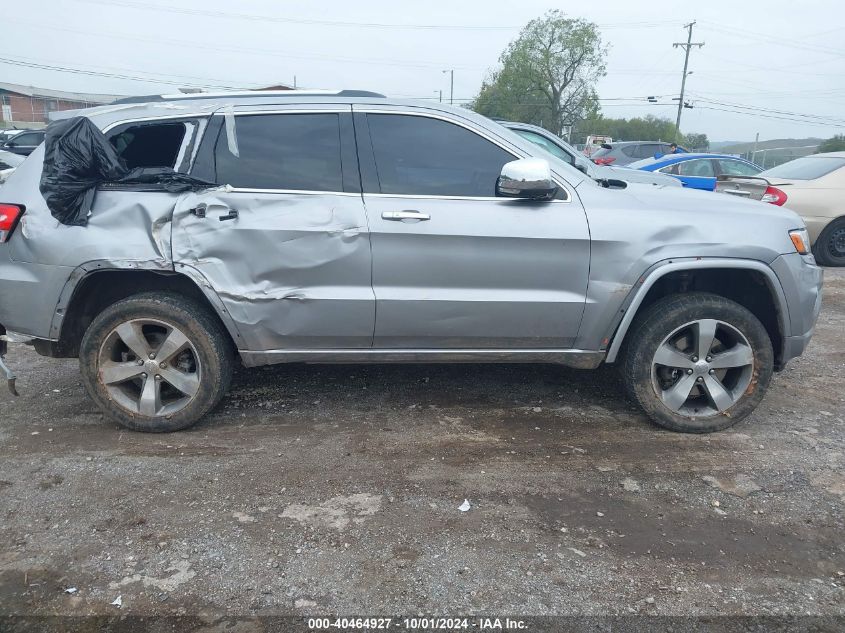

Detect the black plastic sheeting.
xmin=40 ymin=116 xmax=216 ymax=226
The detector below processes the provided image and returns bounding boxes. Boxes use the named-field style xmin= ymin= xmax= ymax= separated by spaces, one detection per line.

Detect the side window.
xmin=719 ymin=159 xmax=761 ymax=176
xmin=658 ymin=163 xmax=680 ymax=175
xmin=109 ymin=122 xmax=189 ymax=170
xmin=366 ymin=114 xmax=515 ymax=197
xmin=215 ymin=113 xmax=342 ymax=191
xmin=8 ymin=132 xmax=41 ymax=146
xmin=677 ymin=159 xmax=716 ymax=177
xmin=621 ymin=145 xmax=639 ymax=158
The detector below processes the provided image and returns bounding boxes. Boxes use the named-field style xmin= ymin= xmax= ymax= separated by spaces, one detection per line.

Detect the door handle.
xmin=381 ymin=210 xmax=430 ymax=221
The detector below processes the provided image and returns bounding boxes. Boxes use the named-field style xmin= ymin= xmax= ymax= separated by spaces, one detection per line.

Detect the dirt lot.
xmin=1 ymin=269 xmax=843 ymax=625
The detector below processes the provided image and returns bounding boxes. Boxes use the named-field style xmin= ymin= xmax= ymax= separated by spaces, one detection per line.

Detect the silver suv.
xmin=0 ymin=90 xmax=823 ymax=433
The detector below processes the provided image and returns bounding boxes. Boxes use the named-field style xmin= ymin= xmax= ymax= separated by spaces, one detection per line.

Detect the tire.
xmin=813 ymin=218 xmax=845 ymax=267
xmin=80 ymin=292 xmax=234 ymax=432
xmin=621 ymin=292 xmax=773 ymax=433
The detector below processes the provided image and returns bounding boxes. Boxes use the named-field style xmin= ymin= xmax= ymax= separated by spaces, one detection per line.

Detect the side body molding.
xmin=603 ymin=258 xmax=791 ymax=363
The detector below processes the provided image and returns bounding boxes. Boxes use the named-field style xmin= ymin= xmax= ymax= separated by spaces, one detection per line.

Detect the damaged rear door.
xmin=172 ymin=105 xmax=374 ymax=353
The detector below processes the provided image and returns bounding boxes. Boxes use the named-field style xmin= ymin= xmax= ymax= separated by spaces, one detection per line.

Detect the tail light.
xmin=761 ymin=186 xmax=788 ymax=206
xmin=0 ymin=204 xmax=24 ymax=242
xmin=593 ymin=157 xmax=616 ymax=165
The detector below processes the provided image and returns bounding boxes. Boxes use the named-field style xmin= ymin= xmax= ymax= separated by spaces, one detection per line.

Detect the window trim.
xmin=355 ymin=109 xmax=571 ymax=203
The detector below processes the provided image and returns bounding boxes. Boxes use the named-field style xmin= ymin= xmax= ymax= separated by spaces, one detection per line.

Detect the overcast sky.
xmin=3 ymin=0 xmax=844 ymax=141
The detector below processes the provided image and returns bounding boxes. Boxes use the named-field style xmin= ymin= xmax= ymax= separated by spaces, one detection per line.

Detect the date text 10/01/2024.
xmin=308 ymin=617 xmax=528 ymax=630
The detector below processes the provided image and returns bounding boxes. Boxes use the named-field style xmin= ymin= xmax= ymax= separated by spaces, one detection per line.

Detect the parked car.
xmin=0 ymin=130 xmax=25 ymax=146
xmin=590 ymin=141 xmax=687 ymax=166
xmin=0 ymin=150 xmax=24 ymax=184
xmin=0 ymin=91 xmax=821 ymax=434
xmin=628 ymin=153 xmax=763 ymax=191
xmin=1 ymin=129 xmax=46 ymax=156
xmin=716 ymin=152 xmax=845 ymax=266
xmin=499 ymin=121 xmax=681 ymax=188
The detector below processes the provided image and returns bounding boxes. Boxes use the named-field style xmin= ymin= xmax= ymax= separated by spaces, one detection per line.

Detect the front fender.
xmin=602 ymin=257 xmax=790 ymax=363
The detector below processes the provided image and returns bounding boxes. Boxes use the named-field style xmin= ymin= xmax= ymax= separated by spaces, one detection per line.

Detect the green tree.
xmin=470 ymin=11 xmax=607 ymax=136
xmin=573 ymin=114 xmax=679 ymax=144
xmin=817 ymin=134 xmax=845 ymax=153
xmin=683 ymin=132 xmax=709 ymax=151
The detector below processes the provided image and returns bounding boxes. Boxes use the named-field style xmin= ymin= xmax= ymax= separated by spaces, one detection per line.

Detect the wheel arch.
xmin=44 ymin=262 xmax=243 ymax=358
xmin=604 ymin=258 xmax=790 ymax=368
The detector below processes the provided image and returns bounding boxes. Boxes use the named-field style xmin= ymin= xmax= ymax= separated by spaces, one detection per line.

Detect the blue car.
xmin=627 ymin=153 xmax=763 ymax=191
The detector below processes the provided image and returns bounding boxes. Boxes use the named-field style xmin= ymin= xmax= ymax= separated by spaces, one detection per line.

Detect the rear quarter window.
xmin=106 ymin=118 xmax=205 ymax=172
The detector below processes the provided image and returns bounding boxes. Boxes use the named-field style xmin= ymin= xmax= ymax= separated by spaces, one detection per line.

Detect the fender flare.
xmin=603 ymin=257 xmax=790 ymax=363
xmin=49 ymin=260 xmax=244 ymax=345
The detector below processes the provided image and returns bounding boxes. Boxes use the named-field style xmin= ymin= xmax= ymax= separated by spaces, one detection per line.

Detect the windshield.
xmin=513 ymin=129 xmax=572 ymax=162
xmin=762 ymin=155 xmax=845 ymax=180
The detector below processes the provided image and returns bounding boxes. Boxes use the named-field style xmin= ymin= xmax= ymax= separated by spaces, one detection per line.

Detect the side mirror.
xmin=496 ymin=158 xmax=557 ymax=200
xmin=4 ymin=142 xmax=15 ymax=148
xmin=575 ymin=163 xmax=589 ymax=175
xmin=653 ymin=152 xmax=665 ymax=159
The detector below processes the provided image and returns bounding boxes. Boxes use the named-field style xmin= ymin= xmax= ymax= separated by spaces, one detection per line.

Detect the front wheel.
xmin=621 ymin=292 xmax=773 ymax=433
xmin=80 ymin=292 xmax=233 ymax=432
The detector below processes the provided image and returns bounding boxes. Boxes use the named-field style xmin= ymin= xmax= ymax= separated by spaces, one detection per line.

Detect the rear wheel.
xmin=621 ymin=292 xmax=773 ymax=433
xmin=80 ymin=292 xmax=233 ymax=432
xmin=813 ymin=217 xmax=845 ymax=267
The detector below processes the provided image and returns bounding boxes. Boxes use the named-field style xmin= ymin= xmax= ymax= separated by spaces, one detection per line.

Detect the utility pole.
xmin=442 ymin=69 xmax=454 ymax=105
xmin=751 ymin=132 xmax=759 ymax=163
xmin=435 ymin=90 xmax=442 ymax=103
xmin=673 ymin=21 xmax=704 ymax=134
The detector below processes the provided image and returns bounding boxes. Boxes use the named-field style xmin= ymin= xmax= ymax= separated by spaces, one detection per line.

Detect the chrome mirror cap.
xmin=496 ymin=158 xmax=557 ymax=200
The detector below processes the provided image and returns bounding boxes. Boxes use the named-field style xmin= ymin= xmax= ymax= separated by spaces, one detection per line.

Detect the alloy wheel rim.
xmin=97 ymin=318 xmax=202 ymax=417
xmin=651 ymin=319 xmax=754 ymax=418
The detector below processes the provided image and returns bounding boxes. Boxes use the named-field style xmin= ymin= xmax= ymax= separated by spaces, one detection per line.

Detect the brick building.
xmin=0 ymin=82 xmax=122 ymax=128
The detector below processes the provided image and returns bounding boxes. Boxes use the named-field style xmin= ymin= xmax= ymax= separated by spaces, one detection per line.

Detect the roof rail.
xmin=112 ymin=89 xmax=386 ymax=105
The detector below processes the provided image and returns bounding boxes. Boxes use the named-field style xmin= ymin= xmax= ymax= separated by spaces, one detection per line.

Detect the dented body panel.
xmin=171 ymin=189 xmax=374 ymax=350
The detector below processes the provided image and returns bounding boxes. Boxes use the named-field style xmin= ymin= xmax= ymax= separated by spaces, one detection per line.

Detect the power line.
xmin=2 ymin=18 xmax=483 ymax=71
xmin=0 ymin=56 xmax=241 ymax=89
xmin=690 ymin=96 xmax=845 ymax=125
xmin=698 ymin=20 xmax=845 ymax=58
xmin=75 ymin=0 xmax=680 ymax=31
xmin=694 ymin=105 xmax=845 ymax=128
xmin=0 ymin=54 xmax=248 ymax=89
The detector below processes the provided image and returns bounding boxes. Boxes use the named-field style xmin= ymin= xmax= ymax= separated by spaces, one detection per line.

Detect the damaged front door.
xmin=172 ymin=108 xmax=374 ymax=353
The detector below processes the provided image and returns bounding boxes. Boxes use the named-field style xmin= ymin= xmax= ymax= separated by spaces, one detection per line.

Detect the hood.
xmin=623 ymin=180 xmax=800 ymax=221
xmin=577 ymin=179 xmax=805 ymax=265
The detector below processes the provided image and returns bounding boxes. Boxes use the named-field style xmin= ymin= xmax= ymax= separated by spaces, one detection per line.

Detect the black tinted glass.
xmin=215 ymin=113 xmax=342 ymax=191
xmin=10 ymin=132 xmax=41 ymax=145
xmin=367 ymin=114 xmax=514 ymax=196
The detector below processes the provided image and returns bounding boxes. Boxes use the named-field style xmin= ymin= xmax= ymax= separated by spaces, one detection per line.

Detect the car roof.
xmin=605 ymin=140 xmax=667 ymax=146
xmin=111 ymin=89 xmax=386 ymax=104
xmin=49 ymin=91 xmax=475 ymax=127
xmin=628 ymin=153 xmax=753 ymax=168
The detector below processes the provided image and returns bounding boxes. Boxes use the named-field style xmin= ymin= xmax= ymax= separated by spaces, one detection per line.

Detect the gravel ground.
xmin=0 ymin=269 xmax=843 ymax=624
